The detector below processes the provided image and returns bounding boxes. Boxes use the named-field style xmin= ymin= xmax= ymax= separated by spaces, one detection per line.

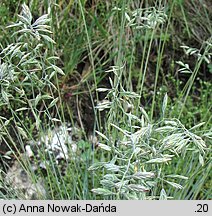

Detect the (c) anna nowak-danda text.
xmin=17 ymin=203 xmax=117 ymax=213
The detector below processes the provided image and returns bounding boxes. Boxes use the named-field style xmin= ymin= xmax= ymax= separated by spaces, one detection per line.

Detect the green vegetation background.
xmin=0 ymin=0 xmax=211 ymax=200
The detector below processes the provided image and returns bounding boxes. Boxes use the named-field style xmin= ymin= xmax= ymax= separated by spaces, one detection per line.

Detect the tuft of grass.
xmin=0 ymin=1 xmax=211 ymax=200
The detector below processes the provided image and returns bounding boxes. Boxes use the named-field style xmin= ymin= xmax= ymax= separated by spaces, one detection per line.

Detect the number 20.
xmin=196 ymin=204 xmax=208 ymax=212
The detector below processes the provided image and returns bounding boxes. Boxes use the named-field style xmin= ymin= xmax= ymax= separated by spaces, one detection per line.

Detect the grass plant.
xmin=0 ymin=0 xmax=211 ymax=200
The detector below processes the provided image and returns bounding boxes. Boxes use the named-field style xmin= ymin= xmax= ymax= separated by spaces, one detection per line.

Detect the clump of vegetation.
xmin=0 ymin=0 xmax=211 ymax=200
xmin=89 ymin=66 xmax=208 ymax=200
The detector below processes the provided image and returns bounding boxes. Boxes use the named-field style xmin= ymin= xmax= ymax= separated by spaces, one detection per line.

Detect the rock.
xmin=5 ymin=160 xmax=46 ymax=199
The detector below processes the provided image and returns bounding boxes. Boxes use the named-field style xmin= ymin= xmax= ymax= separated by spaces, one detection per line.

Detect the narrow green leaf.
xmin=162 ymin=93 xmax=168 ymax=117
xmin=41 ymin=34 xmax=56 ymax=44
xmin=91 ymin=188 xmax=114 ymax=196
xmin=160 ymin=188 xmax=167 ymax=200
xmin=98 ymin=143 xmax=111 ymax=151
xmin=16 ymin=126 xmax=27 ymax=139
xmin=165 ymin=174 xmax=188 ymax=180
xmin=145 ymin=158 xmax=172 ymax=164
xmin=88 ymin=162 xmax=106 ymax=171
xmin=48 ymin=97 xmax=59 ymax=109
xmin=164 ymin=180 xmax=183 ymax=189
xmin=15 ymin=107 xmax=28 ymax=112
xmin=52 ymin=65 xmax=65 ymax=75
xmin=199 ymin=154 xmax=204 ymax=166
xmin=95 ymin=130 xmax=109 ymax=141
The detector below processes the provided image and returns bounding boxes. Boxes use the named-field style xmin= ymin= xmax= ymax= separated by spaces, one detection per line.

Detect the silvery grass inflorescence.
xmin=113 ymin=6 xmax=168 ymax=29
xmin=0 ymin=3 xmax=65 ymax=163
xmin=0 ymin=61 xmax=15 ymax=82
xmin=113 ymin=6 xmax=167 ymax=29
xmin=0 ymin=3 xmax=67 ymax=199
xmin=176 ymin=37 xmax=212 ymax=74
xmin=90 ymin=65 xmax=208 ymax=200
xmin=7 ymin=3 xmax=54 ymax=43
xmin=0 ymin=3 xmax=64 ymax=107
